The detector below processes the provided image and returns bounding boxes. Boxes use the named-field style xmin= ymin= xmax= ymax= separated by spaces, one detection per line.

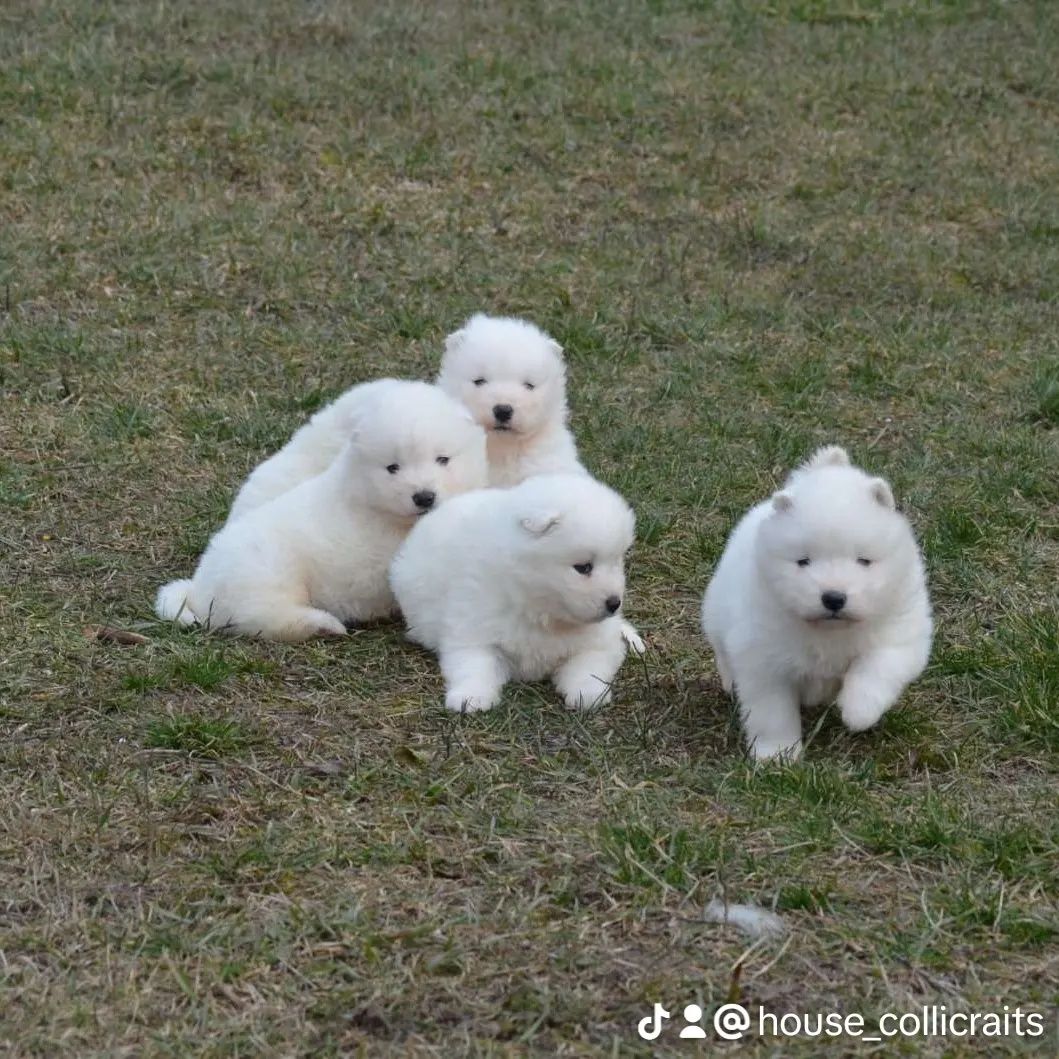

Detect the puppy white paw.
xmin=562 ymin=683 xmax=612 ymax=711
xmin=749 ymin=738 xmax=803 ymax=762
xmin=838 ymin=693 xmax=889 ymax=733
xmin=312 ymin=615 xmax=347 ymax=639
xmin=444 ymin=688 xmax=498 ymax=714
xmin=620 ymin=621 xmax=646 ymax=656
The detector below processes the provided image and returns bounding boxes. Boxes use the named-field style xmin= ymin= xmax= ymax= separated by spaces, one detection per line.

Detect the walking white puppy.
xmin=437 ymin=314 xmax=586 ymax=487
xmin=156 ymin=382 xmax=487 ymax=641
xmin=227 ymin=378 xmax=409 ymax=523
xmin=702 ymin=445 xmax=932 ymax=761
xmin=391 ymin=473 xmax=635 ymax=713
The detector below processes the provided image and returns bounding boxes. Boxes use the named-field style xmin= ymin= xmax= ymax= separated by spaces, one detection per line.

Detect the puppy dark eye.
xmin=573 ymin=562 xmax=593 ymax=576
xmin=473 ymin=378 xmax=486 ymax=386
xmin=386 ymin=464 xmax=399 ymax=475
xmin=857 ymin=557 xmax=872 ymax=567
xmin=797 ymin=557 xmax=811 ymax=567
xmin=436 ymin=456 xmax=449 ymax=466
xmin=524 ymin=381 xmax=535 ymax=390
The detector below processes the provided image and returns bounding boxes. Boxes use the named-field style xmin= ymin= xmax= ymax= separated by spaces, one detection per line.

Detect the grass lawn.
xmin=2 ymin=0 xmax=1057 ymax=1054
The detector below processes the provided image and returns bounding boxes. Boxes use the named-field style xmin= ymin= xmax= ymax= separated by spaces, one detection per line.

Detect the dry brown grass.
xmin=2 ymin=0 xmax=1058 ymax=1054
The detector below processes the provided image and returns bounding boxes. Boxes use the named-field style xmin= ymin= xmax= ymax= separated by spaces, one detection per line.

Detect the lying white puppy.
xmin=391 ymin=473 xmax=635 ymax=712
xmin=230 ymin=314 xmax=578 ymax=521
xmin=230 ymin=314 xmax=577 ymax=519
xmin=227 ymin=378 xmax=408 ymax=523
xmin=437 ymin=313 xmax=586 ymax=487
xmin=156 ymin=382 xmax=487 ymax=641
xmin=702 ymin=445 xmax=932 ymax=761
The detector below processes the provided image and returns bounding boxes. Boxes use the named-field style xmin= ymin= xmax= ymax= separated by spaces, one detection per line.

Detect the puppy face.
xmin=349 ymin=385 xmax=488 ymax=520
xmin=438 ymin=314 xmax=567 ymax=439
xmin=512 ymin=478 xmax=636 ymax=626
xmin=756 ymin=466 xmax=918 ymax=625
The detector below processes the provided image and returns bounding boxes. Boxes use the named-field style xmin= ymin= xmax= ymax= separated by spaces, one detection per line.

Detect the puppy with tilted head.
xmin=155 ymin=382 xmax=487 ymax=642
xmin=226 ymin=378 xmax=409 ymax=524
xmin=390 ymin=473 xmax=636 ymax=713
xmin=437 ymin=314 xmax=586 ymax=487
xmin=702 ymin=445 xmax=932 ymax=761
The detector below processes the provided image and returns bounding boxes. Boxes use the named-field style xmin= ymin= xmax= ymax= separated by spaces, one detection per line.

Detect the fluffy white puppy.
xmin=437 ymin=313 xmax=646 ymax=656
xmin=702 ymin=445 xmax=932 ymax=761
xmin=227 ymin=378 xmax=409 ymax=523
xmin=155 ymin=383 xmax=487 ymax=641
xmin=391 ymin=473 xmax=636 ymax=713
xmin=437 ymin=314 xmax=586 ymax=487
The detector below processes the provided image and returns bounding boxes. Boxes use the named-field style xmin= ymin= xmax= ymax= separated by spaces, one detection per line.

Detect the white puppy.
xmin=391 ymin=473 xmax=635 ymax=713
xmin=227 ymin=378 xmax=409 ymax=523
xmin=702 ymin=445 xmax=932 ymax=761
xmin=437 ymin=313 xmax=646 ymax=656
xmin=156 ymin=382 xmax=487 ymax=641
xmin=437 ymin=314 xmax=586 ymax=487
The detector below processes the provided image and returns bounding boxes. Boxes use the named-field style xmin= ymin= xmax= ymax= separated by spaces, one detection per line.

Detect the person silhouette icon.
xmin=679 ymin=1003 xmax=707 ymax=1039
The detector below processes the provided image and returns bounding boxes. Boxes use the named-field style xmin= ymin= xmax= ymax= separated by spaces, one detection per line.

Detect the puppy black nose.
xmin=493 ymin=404 xmax=513 ymax=423
xmin=821 ymin=591 xmax=846 ymax=613
xmin=604 ymin=595 xmax=621 ymax=614
xmin=412 ymin=490 xmax=436 ymax=510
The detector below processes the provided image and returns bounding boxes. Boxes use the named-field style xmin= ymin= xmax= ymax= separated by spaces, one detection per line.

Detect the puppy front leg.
xmin=553 ymin=638 xmax=625 ymax=710
xmin=712 ymin=641 xmax=736 ymax=695
xmin=439 ymin=645 xmax=509 ymax=714
xmin=736 ymin=671 xmax=803 ymax=761
xmin=837 ymin=645 xmax=926 ymax=732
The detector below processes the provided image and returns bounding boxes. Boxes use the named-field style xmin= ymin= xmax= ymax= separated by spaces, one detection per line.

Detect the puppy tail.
xmin=155 ymin=579 xmax=197 ymax=625
xmin=620 ymin=619 xmax=646 ymax=656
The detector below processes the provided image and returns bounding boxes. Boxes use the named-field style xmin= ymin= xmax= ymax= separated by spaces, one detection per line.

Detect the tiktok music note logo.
xmin=637 ymin=1003 xmax=671 ymax=1040
xmin=637 ymin=1002 xmax=710 ymax=1041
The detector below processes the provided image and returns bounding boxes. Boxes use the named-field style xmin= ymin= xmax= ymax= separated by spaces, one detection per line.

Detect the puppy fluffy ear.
xmin=869 ymin=477 xmax=895 ymax=509
xmin=520 ymin=510 xmax=561 ymax=537
xmin=444 ymin=327 xmax=467 ymax=354
xmin=772 ymin=492 xmax=794 ymax=513
xmin=805 ymin=445 xmax=850 ymax=470
xmin=546 ymin=339 xmax=564 ymax=360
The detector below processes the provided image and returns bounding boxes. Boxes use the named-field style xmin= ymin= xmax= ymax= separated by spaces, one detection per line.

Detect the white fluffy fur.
xmin=155 ymin=382 xmax=487 ymax=641
xmin=391 ymin=473 xmax=635 ymax=713
xmin=227 ymin=378 xmax=412 ymax=523
xmin=702 ymin=445 xmax=932 ymax=761
xmin=437 ymin=314 xmax=645 ymax=655
xmin=704 ymin=900 xmax=786 ymax=939
xmin=437 ymin=314 xmax=586 ymax=487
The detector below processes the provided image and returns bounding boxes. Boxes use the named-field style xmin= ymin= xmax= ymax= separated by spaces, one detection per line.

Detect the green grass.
xmin=1032 ymin=364 xmax=1059 ymax=425
xmin=144 ymin=715 xmax=250 ymax=758
xmin=2 ymin=0 xmax=1058 ymax=1055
